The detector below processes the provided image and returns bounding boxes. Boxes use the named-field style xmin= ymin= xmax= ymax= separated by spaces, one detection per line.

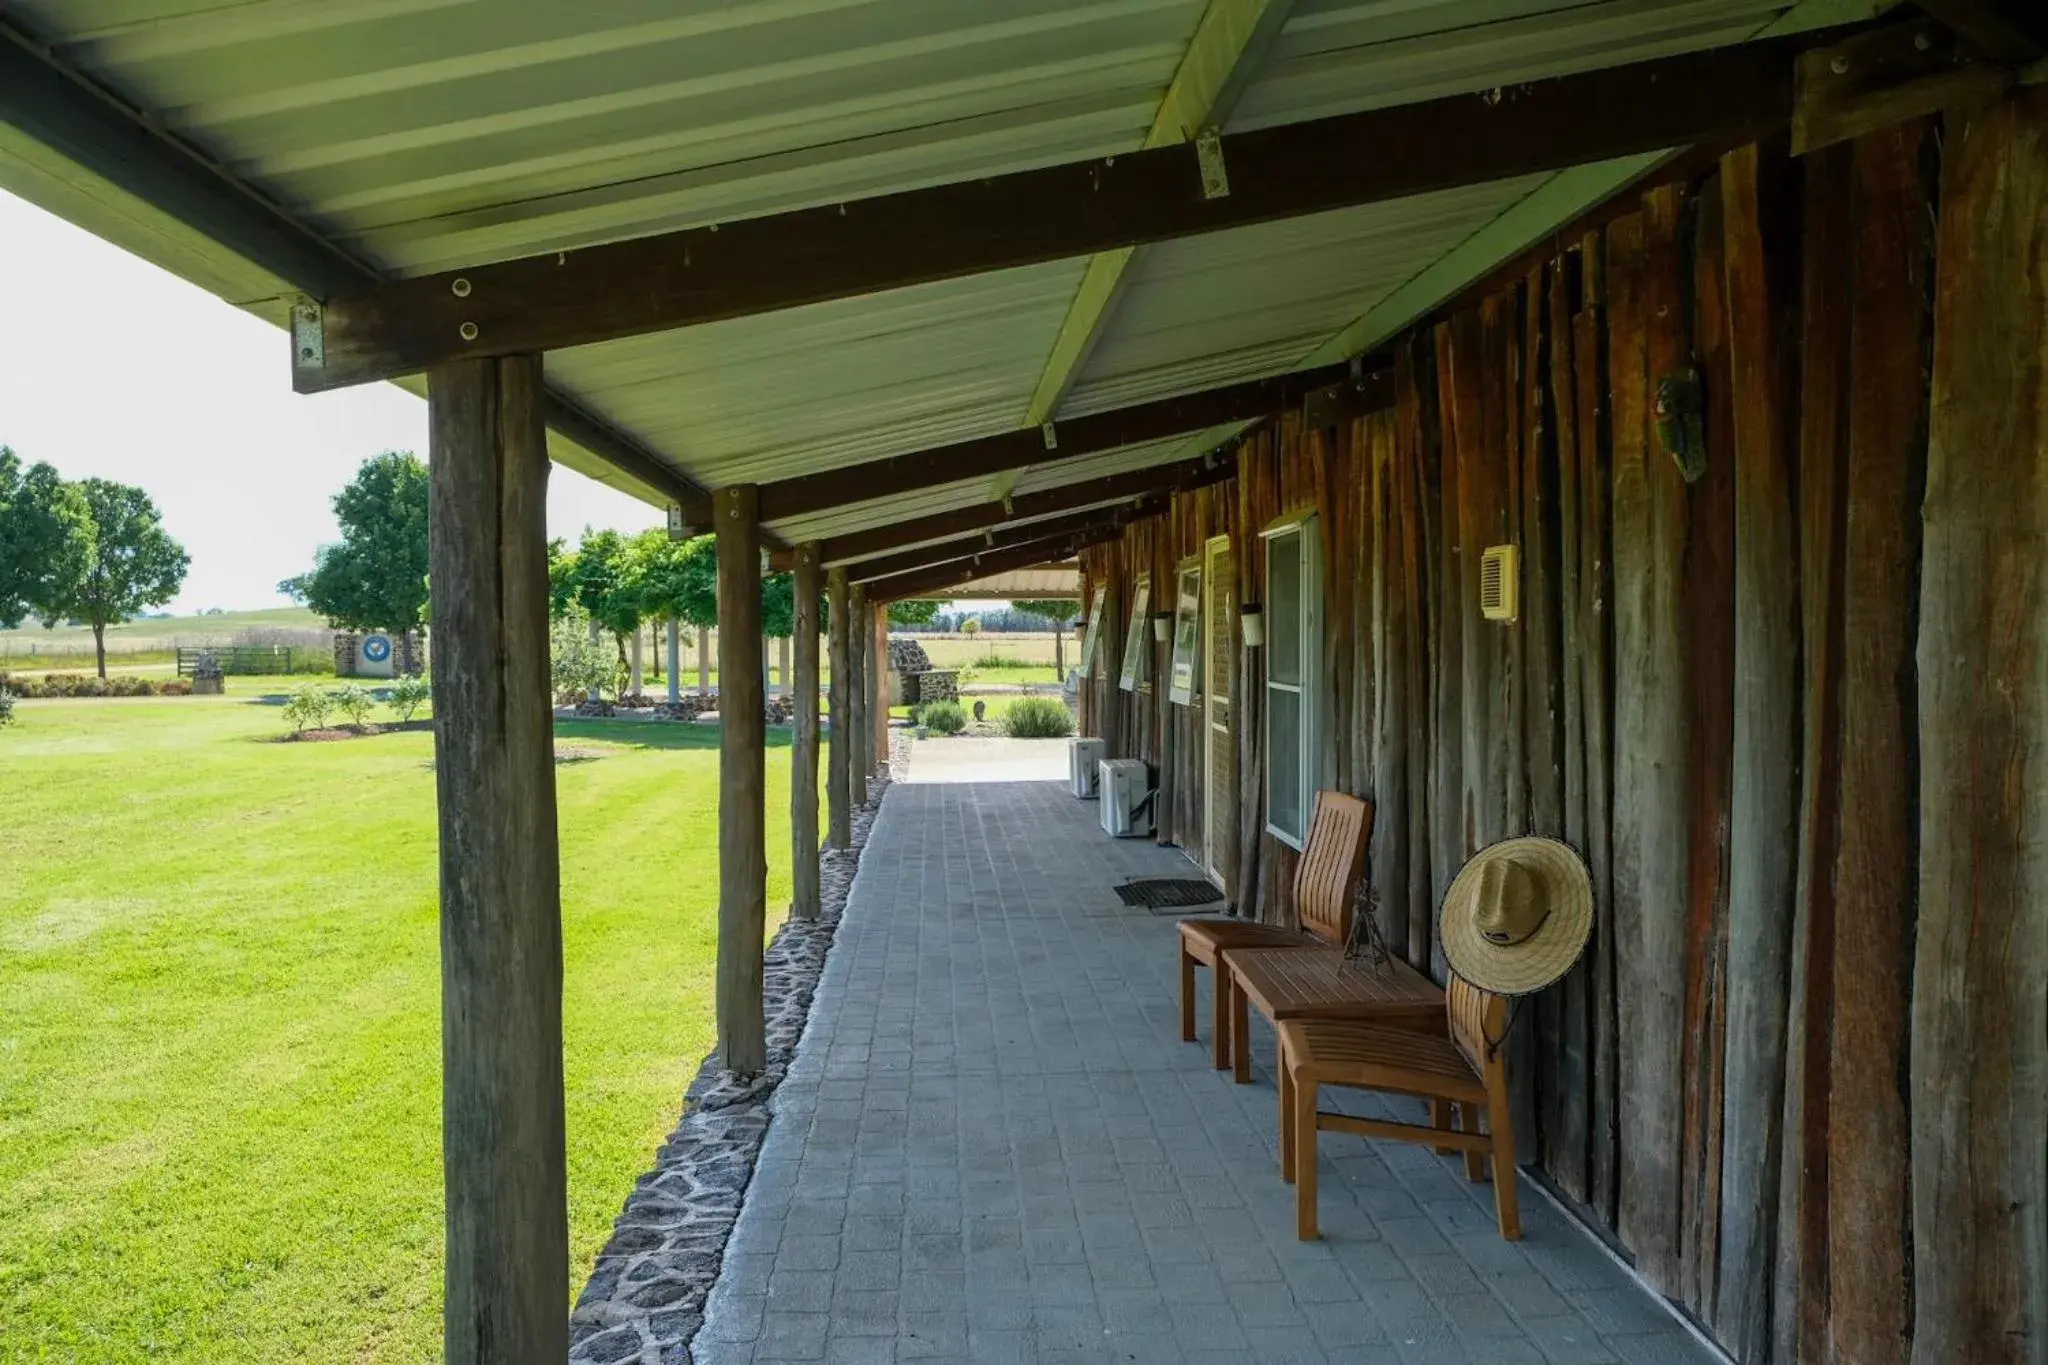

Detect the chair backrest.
xmin=1293 ymin=790 xmax=1374 ymax=945
xmin=1446 ymin=973 xmax=1511 ymax=1081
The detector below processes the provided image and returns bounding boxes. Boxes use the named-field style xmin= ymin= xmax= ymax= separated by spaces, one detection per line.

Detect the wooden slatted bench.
xmin=1222 ymin=944 xmax=1445 ymax=1083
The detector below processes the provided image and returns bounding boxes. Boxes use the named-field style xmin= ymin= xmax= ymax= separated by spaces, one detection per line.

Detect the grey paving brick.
xmin=687 ymin=780 xmax=1699 ymax=1365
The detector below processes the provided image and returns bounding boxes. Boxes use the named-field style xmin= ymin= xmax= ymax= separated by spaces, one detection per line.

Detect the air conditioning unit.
xmin=1068 ymin=738 xmax=1105 ymax=799
xmin=1099 ymin=759 xmax=1155 ymax=838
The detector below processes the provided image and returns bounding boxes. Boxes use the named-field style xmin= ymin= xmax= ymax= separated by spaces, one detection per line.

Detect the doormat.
xmin=1114 ymin=878 xmax=1228 ymax=912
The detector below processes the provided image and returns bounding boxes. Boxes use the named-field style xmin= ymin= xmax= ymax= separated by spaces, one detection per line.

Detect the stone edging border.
xmin=567 ymin=730 xmax=911 ymax=1365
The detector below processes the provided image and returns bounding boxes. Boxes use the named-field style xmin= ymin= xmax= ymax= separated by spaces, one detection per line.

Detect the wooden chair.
xmin=1277 ymin=974 xmax=1520 ymax=1241
xmin=1176 ymin=791 xmax=1371 ymax=1068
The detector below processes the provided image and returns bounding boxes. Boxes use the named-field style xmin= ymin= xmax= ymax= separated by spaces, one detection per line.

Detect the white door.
xmin=1202 ymin=536 xmax=1236 ymax=888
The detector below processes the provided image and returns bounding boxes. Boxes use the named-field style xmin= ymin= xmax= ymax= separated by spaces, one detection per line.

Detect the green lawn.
xmin=0 ymin=687 xmax=808 ymax=1361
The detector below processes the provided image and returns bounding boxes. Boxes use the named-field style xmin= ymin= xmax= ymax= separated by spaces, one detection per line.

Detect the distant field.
xmin=0 ymin=607 xmax=331 ymax=673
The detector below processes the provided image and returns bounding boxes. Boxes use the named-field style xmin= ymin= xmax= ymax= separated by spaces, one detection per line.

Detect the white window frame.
xmin=1261 ymin=511 xmax=1321 ymax=851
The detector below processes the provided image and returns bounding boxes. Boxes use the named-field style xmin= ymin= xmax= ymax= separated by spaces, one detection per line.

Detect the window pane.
xmin=1269 ymin=686 xmax=1303 ymax=842
xmin=1268 ymin=530 xmax=1301 ymax=686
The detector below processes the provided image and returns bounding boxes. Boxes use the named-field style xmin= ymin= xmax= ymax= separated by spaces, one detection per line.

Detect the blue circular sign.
xmin=361 ymin=634 xmax=393 ymax=663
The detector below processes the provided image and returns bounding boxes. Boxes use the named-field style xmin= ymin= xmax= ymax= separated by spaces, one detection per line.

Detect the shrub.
xmin=920 ymin=700 xmax=967 ymax=735
xmin=959 ymin=617 xmax=981 ymax=636
xmin=331 ymin=685 xmax=375 ymax=730
xmin=0 ymin=686 xmax=14 ymax=727
xmin=1003 ymin=696 xmax=1074 ymax=739
xmin=388 ymin=675 xmax=431 ymax=723
xmin=283 ymin=682 xmax=332 ymax=733
xmin=971 ymin=650 xmax=1016 ymax=669
xmin=0 ymin=673 xmax=190 ymax=699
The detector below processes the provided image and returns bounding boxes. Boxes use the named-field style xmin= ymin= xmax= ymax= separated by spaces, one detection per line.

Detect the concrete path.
xmin=899 ymin=737 xmax=1068 ymax=785
xmin=694 ymin=780 xmax=1711 ymax=1364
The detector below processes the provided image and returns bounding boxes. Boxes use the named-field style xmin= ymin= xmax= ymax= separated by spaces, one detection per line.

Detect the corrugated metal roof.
xmin=947 ymin=565 xmax=1082 ymax=598
xmin=0 ymin=0 xmax=1847 ymax=545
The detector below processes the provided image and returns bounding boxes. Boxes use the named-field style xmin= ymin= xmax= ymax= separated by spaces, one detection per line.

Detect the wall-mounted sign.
xmin=1168 ymin=559 xmax=1202 ymax=706
xmin=1119 ymin=576 xmax=1150 ymax=693
xmin=1078 ymin=585 xmax=1106 ymax=676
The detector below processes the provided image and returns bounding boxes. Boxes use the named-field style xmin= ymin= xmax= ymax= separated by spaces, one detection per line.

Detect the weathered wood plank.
xmin=1395 ymin=342 xmax=1439 ymax=967
xmin=1610 ymin=188 xmax=1689 ymax=1289
xmin=1576 ymin=229 xmax=1621 ymax=1229
xmin=1913 ymin=85 xmax=2048 ymax=1365
xmin=1679 ymin=178 xmax=1735 ymax=1319
xmin=427 ymin=353 xmax=568 ymax=1365
xmin=791 ymin=545 xmax=823 ymax=919
xmin=1430 ymin=320 xmax=1468 ymax=980
xmin=1777 ymin=140 xmax=1853 ymax=1365
xmin=826 ymin=566 xmax=852 ymax=850
xmin=715 ymin=485 xmax=769 ymax=1076
xmin=1711 ymin=140 xmax=1804 ymax=1359
xmin=1828 ymin=120 xmax=1932 ymax=1365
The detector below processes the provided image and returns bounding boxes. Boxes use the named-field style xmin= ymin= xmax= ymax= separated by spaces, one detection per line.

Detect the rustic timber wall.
xmin=1079 ymin=97 xmax=2047 ymax=1365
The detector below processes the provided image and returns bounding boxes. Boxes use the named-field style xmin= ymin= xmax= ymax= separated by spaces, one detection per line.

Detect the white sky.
xmin=0 ymin=190 xmax=660 ymax=613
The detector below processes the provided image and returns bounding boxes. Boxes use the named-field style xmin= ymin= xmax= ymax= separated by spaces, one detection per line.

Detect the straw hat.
xmin=1440 ymin=837 xmax=1593 ymax=996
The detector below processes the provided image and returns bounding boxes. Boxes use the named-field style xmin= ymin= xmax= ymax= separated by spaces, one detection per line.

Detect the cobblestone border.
xmin=567 ymin=730 xmax=910 ymax=1365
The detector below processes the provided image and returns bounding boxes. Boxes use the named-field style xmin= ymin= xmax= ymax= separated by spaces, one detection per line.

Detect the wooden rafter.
xmin=288 ymin=29 xmax=1856 ymax=394
xmin=783 ymin=450 xmax=1239 ymax=569
xmin=844 ymin=498 xmax=1160 ymax=584
xmin=867 ymin=528 xmax=1121 ymax=604
xmin=757 ymin=362 xmax=1375 ymax=522
xmin=1016 ymin=0 xmax=1300 ymax=436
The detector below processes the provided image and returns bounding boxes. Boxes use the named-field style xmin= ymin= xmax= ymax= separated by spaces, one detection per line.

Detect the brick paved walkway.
xmin=694 ymin=780 xmax=1713 ymax=1364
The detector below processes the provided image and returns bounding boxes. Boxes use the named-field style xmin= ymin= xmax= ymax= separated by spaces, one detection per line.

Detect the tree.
xmin=44 ymin=479 xmax=190 ymax=678
xmin=282 ymin=452 xmax=430 ymax=636
xmin=886 ymin=599 xmax=943 ymax=628
xmin=1012 ymin=598 xmax=1080 ymax=678
xmin=0 ymin=448 xmax=94 ymax=630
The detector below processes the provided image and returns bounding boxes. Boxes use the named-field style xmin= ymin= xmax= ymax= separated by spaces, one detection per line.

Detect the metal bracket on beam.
xmin=1040 ymin=421 xmax=1058 ymax=451
xmin=291 ymin=297 xmax=324 ymax=371
xmin=667 ymin=504 xmax=689 ymax=540
xmin=1791 ymin=20 xmax=2012 ymax=154
xmin=1195 ymin=126 xmax=1231 ymax=200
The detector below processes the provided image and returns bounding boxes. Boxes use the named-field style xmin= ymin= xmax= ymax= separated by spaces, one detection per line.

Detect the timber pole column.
xmin=715 ymin=485 xmax=768 ymax=1074
xmin=790 ymin=544 xmax=823 ymax=920
xmin=869 ymin=603 xmax=888 ymax=777
xmin=426 ymin=354 xmax=568 ymax=1365
xmin=826 ymin=566 xmax=852 ymax=849
xmin=848 ymin=583 xmax=870 ymax=808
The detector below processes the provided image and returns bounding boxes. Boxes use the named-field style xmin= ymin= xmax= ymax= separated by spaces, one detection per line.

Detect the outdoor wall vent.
xmin=1479 ymin=544 xmax=1518 ymax=622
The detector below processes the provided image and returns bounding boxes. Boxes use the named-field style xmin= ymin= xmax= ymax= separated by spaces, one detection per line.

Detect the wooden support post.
xmin=666 ymin=619 xmax=681 ymax=705
xmin=778 ymin=632 xmax=792 ymax=697
xmin=714 ymin=485 xmax=767 ymax=1075
xmin=697 ymin=625 xmax=711 ymax=697
xmin=426 ymin=353 xmax=567 ymax=1365
xmin=629 ymin=625 xmax=644 ymax=694
xmin=791 ymin=545 xmax=823 ymax=919
xmin=827 ymin=566 xmax=852 ymax=849
xmin=848 ymin=583 xmax=870 ymax=808
xmin=870 ymin=605 xmax=888 ymax=776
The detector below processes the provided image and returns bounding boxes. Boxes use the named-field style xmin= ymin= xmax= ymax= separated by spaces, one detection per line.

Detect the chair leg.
xmin=1485 ymin=1083 xmax=1521 ymax=1241
xmin=1278 ymin=1049 xmax=1294 ymax=1182
xmin=1457 ymin=1103 xmax=1485 ymax=1183
xmin=1293 ymin=1078 xmax=1319 ymax=1240
xmin=1179 ymin=947 xmax=1197 ymax=1043
xmin=1431 ymin=1098 xmax=1455 ymax=1157
xmin=1211 ymin=960 xmax=1231 ymax=1070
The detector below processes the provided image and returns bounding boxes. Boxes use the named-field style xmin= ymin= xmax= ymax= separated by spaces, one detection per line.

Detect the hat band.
xmin=1480 ymin=904 xmax=1551 ymax=946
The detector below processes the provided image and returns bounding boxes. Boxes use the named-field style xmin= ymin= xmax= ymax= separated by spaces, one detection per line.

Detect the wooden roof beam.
xmin=867 ymin=528 xmax=1122 ymax=604
xmin=1913 ymin=0 xmax=2045 ymax=63
xmin=288 ymin=28 xmax=1857 ymax=394
xmin=786 ymin=448 xmax=1240 ymax=569
xmin=844 ymin=498 xmax=1162 ymax=584
xmin=758 ymin=361 xmax=1376 ymax=523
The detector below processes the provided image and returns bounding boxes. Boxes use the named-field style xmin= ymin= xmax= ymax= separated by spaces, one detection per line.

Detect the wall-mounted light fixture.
xmin=1240 ymin=602 xmax=1265 ymax=648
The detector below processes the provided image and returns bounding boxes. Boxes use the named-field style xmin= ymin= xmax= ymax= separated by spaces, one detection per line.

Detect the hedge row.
xmin=0 ymin=673 xmax=193 ymax=698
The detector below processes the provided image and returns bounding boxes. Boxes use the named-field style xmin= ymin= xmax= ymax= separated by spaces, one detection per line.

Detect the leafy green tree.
xmin=0 ymin=448 xmax=94 ymax=630
xmin=628 ymin=530 xmax=717 ymax=630
xmin=41 ymin=479 xmax=190 ymax=678
xmin=1012 ymin=598 xmax=1081 ymax=677
xmin=280 ymin=452 xmax=430 ymax=637
xmin=886 ymin=599 xmax=942 ymax=628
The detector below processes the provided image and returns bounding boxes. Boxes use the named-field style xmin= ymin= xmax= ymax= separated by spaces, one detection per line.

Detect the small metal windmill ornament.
xmin=1341 ymin=879 xmax=1393 ymax=972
